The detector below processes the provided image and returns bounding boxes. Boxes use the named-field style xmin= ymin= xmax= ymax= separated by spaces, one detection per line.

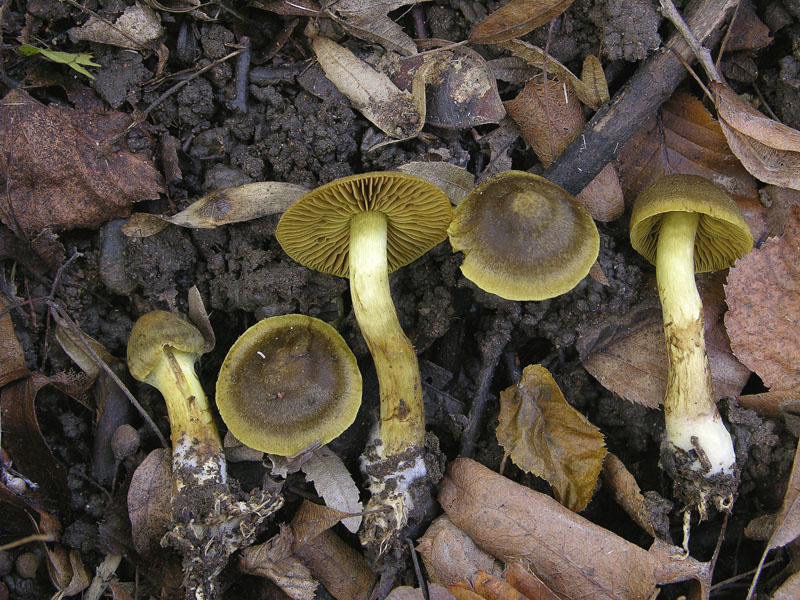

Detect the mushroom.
xmin=629 ymin=174 xmax=753 ymax=514
xmin=447 ymin=170 xmax=599 ymax=300
xmin=276 ymin=171 xmax=453 ymax=553
xmin=127 ymin=311 xmax=281 ymax=600
xmin=215 ymin=314 xmax=362 ymax=457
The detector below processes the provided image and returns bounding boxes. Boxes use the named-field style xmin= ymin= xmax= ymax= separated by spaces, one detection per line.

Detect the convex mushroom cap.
xmin=127 ymin=310 xmax=205 ymax=384
xmin=275 ymin=171 xmax=453 ymax=277
xmin=630 ymin=174 xmax=753 ymax=270
xmin=447 ymin=170 xmax=599 ymax=301
xmin=216 ymin=314 xmax=362 ymax=457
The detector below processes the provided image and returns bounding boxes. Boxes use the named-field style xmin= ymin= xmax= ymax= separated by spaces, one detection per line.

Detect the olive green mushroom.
xmin=447 ymin=170 xmax=599 ymax=301
xmin=127 ymin=311 xmax=281 ymax=600
xmin=276 ymin=171 xmax=453 ymax=553
xmin=216 ymin=314 xmax=362 ymax=457
xmin=630 ymin=174 xmax=753 ymax=514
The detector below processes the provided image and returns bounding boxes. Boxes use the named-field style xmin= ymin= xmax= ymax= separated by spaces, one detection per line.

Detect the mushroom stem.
xmin=655 ymin=211 xmax=735 ymax=477
xmin=349 ymin=210 xmax=426 ymax=455
xmin=148 ymin=347 xmax=225 ymax=488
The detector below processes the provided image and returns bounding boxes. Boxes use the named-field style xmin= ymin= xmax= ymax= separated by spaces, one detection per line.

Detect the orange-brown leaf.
xmin=0 ymin=89 xmax=164 ymax=236
xmin=503 ymin=561 xmax=560 ymax=600
xmin=724 ymin=205 xmax=800 ymax=391
xmin=504 ymin=77 xmax=585 ymax=168
xmin=0 ymin=295 xmax=29 ymax=386
xmin=472 ymin=571 xmax=527 ymax=599
xmin=469 ymin=0 xmax=574 ymax=44
xmin=496 ymin=364 xmax=606 ymax=512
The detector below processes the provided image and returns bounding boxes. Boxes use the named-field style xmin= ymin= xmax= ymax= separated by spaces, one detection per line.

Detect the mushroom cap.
xmin=127 ymin=311 xmax=205 ymax=383
xmin=630 ymin=174 xmax=754 ymax=272
xmin=275 ymin=172 xmax=453 ymax=278
xmin=215 ymin=314 xmax=362 ymax=456
xmin=447 ymin=170 xmax=599 ymax=301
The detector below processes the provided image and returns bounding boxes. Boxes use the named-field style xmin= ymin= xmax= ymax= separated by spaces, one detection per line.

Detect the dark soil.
xmin=2 ymin=1 xmax=799 ymax=599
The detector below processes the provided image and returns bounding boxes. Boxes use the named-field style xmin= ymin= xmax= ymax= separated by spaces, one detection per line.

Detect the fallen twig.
xmin=542 ymin=0 xmax=739 ymax=195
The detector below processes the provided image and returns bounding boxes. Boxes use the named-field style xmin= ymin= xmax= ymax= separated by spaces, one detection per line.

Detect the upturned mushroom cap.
xmin=275 ymin=172 xmax=453 ymax=277
xmin=215 ymin=314 xmax=362 ymax=456
xmin=630 ymin=174 xmax=754 ymax=272
xmin=447 ymin=170 xmax=599 ymax=301
xmin=127 ymin=310 xmax=205 ymax=383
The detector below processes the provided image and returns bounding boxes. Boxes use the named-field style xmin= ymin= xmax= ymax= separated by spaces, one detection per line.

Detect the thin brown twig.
xmin=659 ymin=0 xmax=723 ymax=83
xmin=47 ymin=301 xmax=169 ymax=448
xmin=0 ymin=533 xmax=58 ymax=552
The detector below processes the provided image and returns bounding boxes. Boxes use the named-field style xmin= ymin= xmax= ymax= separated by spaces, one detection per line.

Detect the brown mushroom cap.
xmin=275 ymin=172 xmax=453 ymax=277
xmin=630 ymin=174 xmax=754 ymax=272
xmin=127 ymin=310 xmax=205 ymax=383
xmin=447 ymin=170 xmax=599 ymax=301
xmin=215 ymin=314 xmax=362 ymax=456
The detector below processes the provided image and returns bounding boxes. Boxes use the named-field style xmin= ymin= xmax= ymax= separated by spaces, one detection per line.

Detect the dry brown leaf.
xmin=617 ymin=91 xmax=765 ymax=240
xmin=326 ymin=0 xmax=430 ymax=56
xmin=291 ymin=505 xmax=377 ymax=600
xmin=738 ymin=391 xmax=800 ymax=418
xmin=386 ymin=585 xmax=456 ymax=600
xmin=760 ymin=185 xmax=800 ymax=238
xmin=496 ymin=364 xmax=606 ymax=512
xmin=300 ymin=446 xmax=362 ymax=533
xmin=290 ymin=500 xmax=359 ymax=549
xmin=0 ymin=376 xmax=70 ymax=515
xmin=580 ymin=55 xmax=610 ymax=107
xmin=416 ymin=515 xmax=501 ymax=587
xmin=447 ymin=582 xmax=484 ymax=600
xmin=439 ymin=458 xmax=712 ymax=600
xmin=496 ymin=40 xmax=600 ymax=109
xmin=121 ymin=182 xmax=308 ymax=238
xmin=575 ymin=163 xmax=624 ymax=222
xmin=712 ymin=82 xmax=800 ymax=190
xmin=503 ymin=561 xmax=560 ymax=600
xmin=311 ymin=36 xmax=424 ymax=139
xmin=504 ymin=77 xmax=585 ymax=168
xmin=398 ymin=162 xmax=475 ymax=205
xmin=0 ymin=90 xmax=164 ymax=237
xmin=725 ymin=205 xmax=800 ymax=391
xmin=44 ymin=544 xmax=90 ymax=599
xmin=0 ymin=295 xmax=29 ymax=386
xmin=772 ymin=571 xmax=800 ymax=600
xmin=68 ymin=3 xmax=162 ymax=49
xmin=396 ymin=41 xmax=505 ymax=129
xmin=602 ymin=453 xmax=671 ymax=540
xmin=469 ymin=0 xmax=574 ymax=44
xmin=582 ymin=272 xmax=752 ymax=409
xmin=127 ymin=448 xmax=172 ymax=556
xmin=240 ymin=525 xmax=318 ymax=600
xmin=107 ymin=583 xmax=134 ymax=600
xmin=475 ymin=117 xmax=520 ymax=181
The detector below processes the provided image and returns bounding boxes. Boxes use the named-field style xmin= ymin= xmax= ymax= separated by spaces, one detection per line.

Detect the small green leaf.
xmin=17 ymin=44 xmax=100 ymax=79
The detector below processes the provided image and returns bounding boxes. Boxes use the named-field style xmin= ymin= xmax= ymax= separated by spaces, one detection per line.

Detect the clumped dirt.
xmin=2 ymin=1 xmax=799 ymax=599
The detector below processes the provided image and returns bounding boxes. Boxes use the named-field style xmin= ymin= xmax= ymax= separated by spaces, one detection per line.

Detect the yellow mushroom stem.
xmin=656 ymin=211 xmax=736 ymax=477
xmin=348 ymin=210 xmax=426 ymax=455
xmin=147 ymin=346 xmax=226 ymax=489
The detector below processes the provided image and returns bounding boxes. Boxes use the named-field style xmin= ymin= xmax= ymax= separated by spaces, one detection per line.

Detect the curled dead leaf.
xmin=712 ymin=82 xmax=800 ymax=190
xmin=439 ymin=458 xmax=712 ymax=600
xmin=496 ymin=364 xmax=606 ymax=512
xmin=469 ymin=0 xmax=575 ymax=44
xmin=122 ymin=182 xmax=308 ymax=238
xmin=312 ymin=36 xmax=424 ymax=140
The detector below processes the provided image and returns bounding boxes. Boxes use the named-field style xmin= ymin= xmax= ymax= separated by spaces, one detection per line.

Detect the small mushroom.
xmin=629 ymin=174 xmax=753 ymax=515
xmin=127 ymin=311 xmax=282 ymax=600
xmin=447 ymin=170 xmax=599 ymax=301
xmin=215 ymin=314 xmax=362 ymax=457
xmin=276 ymin=172 xmax=453 ymax=554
